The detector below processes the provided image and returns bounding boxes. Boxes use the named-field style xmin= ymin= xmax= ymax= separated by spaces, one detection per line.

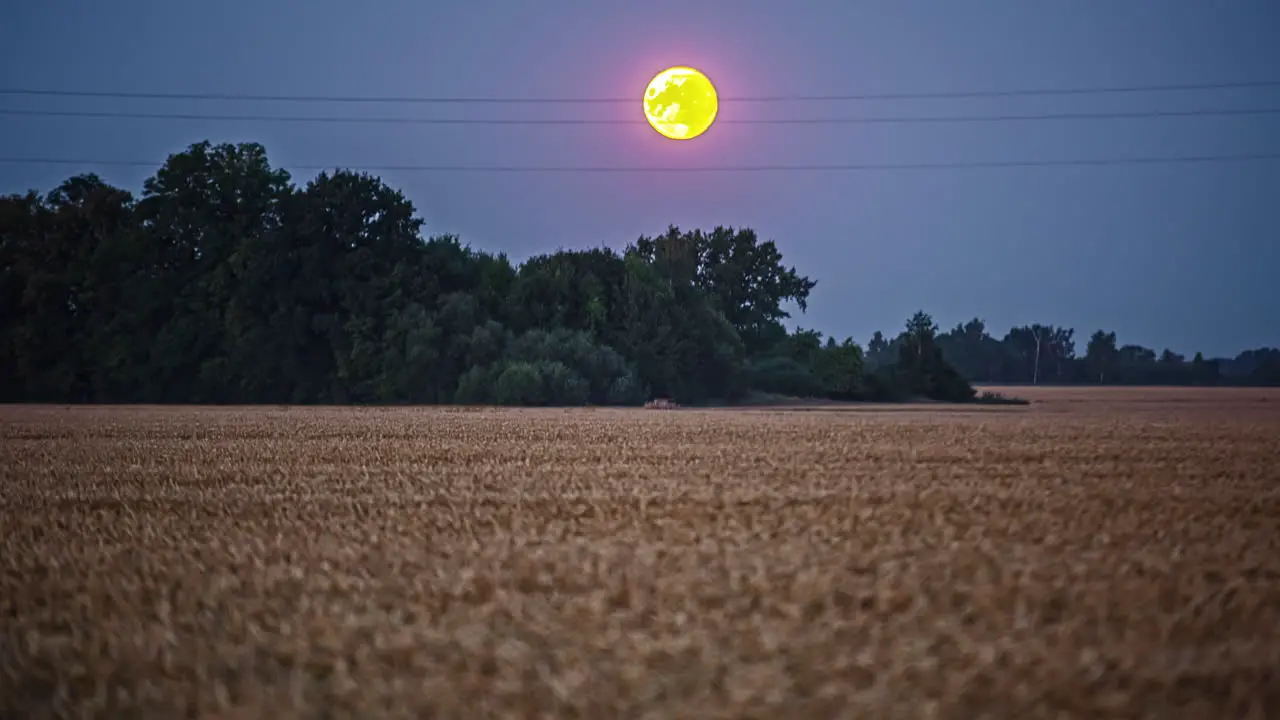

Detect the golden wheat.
xmin=3 ymin=389 xmax=1279 ymax=718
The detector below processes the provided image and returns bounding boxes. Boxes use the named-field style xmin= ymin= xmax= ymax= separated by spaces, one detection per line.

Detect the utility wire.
xmin=4 ymin=106 xmax=1280 ymax=126
xmin=2 ymin=80 xmax=1279 ymax=104
xmin=2 ymin=152 xmax=1278 ymax=173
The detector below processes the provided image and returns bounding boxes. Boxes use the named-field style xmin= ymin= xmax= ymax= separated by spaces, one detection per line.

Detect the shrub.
xmin=493 ymin=362 xmax=544 ymax=405
xmin=505 ymin=329 xmax=639 ymax=405
xmin=746 ymin=355 xmax=823 ymax=398
xmin=973 ymin=391 xmax=1031 ymax=406
xmin=536 ymin=361 xmax=590 ymax=406
xmin=454 ymin=365 xmax=496 ymax=404
xmin=606 ymin=374 xmax=647 ymax=406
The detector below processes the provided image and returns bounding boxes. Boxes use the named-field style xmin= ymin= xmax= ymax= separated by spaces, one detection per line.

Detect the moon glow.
xmin=643 ymin=66 xmax=719 ymax=140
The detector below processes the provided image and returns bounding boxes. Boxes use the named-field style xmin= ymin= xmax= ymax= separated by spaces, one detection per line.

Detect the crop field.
xmin=3 ymin=388 xmax=1279 ymax=718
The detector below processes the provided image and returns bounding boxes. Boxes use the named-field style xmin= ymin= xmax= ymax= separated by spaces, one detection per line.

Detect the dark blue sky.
xmin=3 ymin=1 xmax=1277 ymax=357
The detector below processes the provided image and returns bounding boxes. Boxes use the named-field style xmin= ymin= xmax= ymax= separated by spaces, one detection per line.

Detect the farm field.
xmin=3 ymin=388 xmax=1279 ymax=717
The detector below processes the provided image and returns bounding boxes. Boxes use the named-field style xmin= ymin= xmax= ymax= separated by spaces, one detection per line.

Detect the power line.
xmin=4 ymin=106 xmax=1280 ymax=126
xmin=2 ymin=152 xmax=1278 ymax=173
xmin=2 ymin=80 xmax=1279 ymax=105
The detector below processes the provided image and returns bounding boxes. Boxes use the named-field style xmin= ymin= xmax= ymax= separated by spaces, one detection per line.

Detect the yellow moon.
xmin=643 ymin=66 xmax=719 ymax=140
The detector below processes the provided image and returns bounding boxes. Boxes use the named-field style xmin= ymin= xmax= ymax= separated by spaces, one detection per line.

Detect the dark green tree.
xmin=1086 ymin=330 xmax=1119 ymax=383
xmin=630 ymin=225 xmax=816 ymax=355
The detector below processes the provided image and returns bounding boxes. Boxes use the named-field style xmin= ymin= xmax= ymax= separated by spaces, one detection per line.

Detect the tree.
xmin=629 ymin=225 xmax=816 ymax=355
xmin=1116 ymin=345 xmax=1157 ymax=383
xmin=611 ymin=247 xmax=747 ymax=404
xmin=1222 ymin=348 xmax=1280 ymax=386
xmin=1001 ymin=326 xmax=1037 ymax=384
xmin=136 ymin=141 xmax=295 ymax=402
xmin=937 ymin=318 xmax=1003 ymax=382
xmin=866 ymin=331 xmax=894 ymax=370
xmin=1086 ymin=330 xmax=1119 ymax=383
xmin=1190 ymin=352 xmax=1223 ymax=386
xmin=901 ymin=311 xmax=938 ymax=377
xmin=507 ymin=248 xmax=625 ymax=335
xmin=1248 ymin=353 xmax=1280 ymax=386
xmin=3 ymin=177 xmax=141 ymax=401
xmin=1000 ymin=324 xmax=1073 ymax=385
xmin=1048 ymin=327 xmax=1076 ymax=382
xmin=881 ymin=311 xmax=975 ymax=402
xmin=815 ymin=338 xmax=867 ymax=399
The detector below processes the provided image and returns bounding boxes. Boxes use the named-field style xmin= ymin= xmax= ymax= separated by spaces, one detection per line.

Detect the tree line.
xmin=1 ymin=141 xmax=1273 ymax=406
xmin=870 ymin=321 xmax=1277 ymax=387
xmin=0 ymin=141 xmax=977 ymax=405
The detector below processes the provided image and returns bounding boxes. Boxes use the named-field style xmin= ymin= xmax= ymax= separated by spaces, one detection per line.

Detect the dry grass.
xmin=3 ymin=389 xmax=1279 ymax=718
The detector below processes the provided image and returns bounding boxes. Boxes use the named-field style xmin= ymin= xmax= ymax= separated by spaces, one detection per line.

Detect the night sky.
xmin=2 ymin=0 xmax=1277 ymax=357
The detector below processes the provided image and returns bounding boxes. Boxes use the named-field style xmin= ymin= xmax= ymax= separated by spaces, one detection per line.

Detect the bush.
xmin=482 ymin=360 xmax=593 ymax=406
xmin=504 ymin=329 xmax=639 ymax=404
xmin=493 ymin=362 xmax=544 ymax=405
xmin=746 ymin=355 xmax=823 ymax=398
xmin=863 ymin=368 xmax=909 ymax=402
xmin=606 ymin=374 xmax=647 ymax=406
xmin=973 ymin=391 xmax=1030 ymax=406
xmin=925 ymin=359 xmax=977 ymax=402
xmin=454 ymin=365 xmax=496 ymax=404
xmin=536 ymin=361 xmax=590 ymax=405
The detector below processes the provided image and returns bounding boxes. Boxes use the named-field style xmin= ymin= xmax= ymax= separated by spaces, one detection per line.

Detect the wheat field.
xmin=3 ymin=388 xmax=1279 ymax=718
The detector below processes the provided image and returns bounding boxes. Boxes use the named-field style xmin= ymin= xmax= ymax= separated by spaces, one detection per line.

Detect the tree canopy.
xmin=0 ymin=141 xmax=887 ymax=405
xmin=2 ymin=141 xmax=1273 ymax=405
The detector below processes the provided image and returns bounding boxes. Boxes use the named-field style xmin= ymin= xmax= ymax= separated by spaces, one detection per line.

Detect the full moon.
xmin=643 ymin=66 xmax=719 ymax=140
